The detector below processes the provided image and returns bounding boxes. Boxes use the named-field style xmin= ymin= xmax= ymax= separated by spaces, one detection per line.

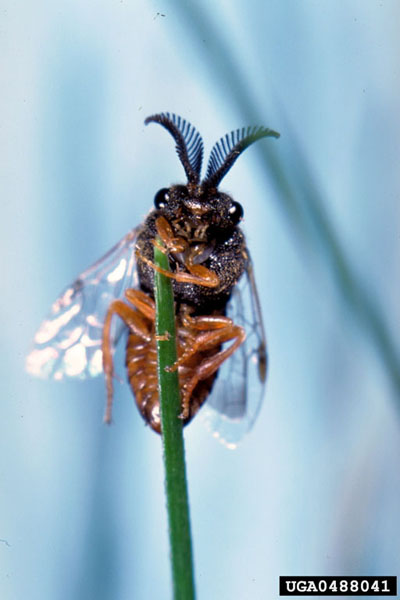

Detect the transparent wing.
xmin=200 ymin=259 xmax=267 ymax=448
xmin=26 ymin=228 xmax=140 ymax=380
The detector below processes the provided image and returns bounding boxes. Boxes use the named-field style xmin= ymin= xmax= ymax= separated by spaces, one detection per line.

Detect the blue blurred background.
xmin=2 ymin=1 xmax=400 ymax=598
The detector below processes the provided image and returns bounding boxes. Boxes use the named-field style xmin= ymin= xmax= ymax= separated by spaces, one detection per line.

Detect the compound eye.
xmin=154 ymin=188 xmax=170 ymax=210
xmin=229 ymin=200 xmax=243 ymax=224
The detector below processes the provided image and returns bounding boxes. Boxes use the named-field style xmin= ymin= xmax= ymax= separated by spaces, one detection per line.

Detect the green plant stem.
xmin=154 ymin=240 xmax=196 ymax=600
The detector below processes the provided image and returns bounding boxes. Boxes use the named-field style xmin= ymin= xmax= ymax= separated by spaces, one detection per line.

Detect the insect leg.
xmin=155 ymin=215 xmax=188 ymax=253
xmin=171 ymin=317 xmax=245 ymax=372
xmin=155 ymin=216 xmax=220 ymax=286
xmin=173 ymin=317 xmax=246 ymax=419
xmin=136 ymin=250 xmax=219 ymax=288
xmin=102 ymin=299 xmax=152 ymax=424
xmin=124 ymin=288 xmax=156 ymax=321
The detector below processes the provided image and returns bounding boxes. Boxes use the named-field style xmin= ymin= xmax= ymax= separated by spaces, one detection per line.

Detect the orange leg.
xmin=102 ymin=291 xmax=155 ymax=424
xmin=137 ymin=250 xmax=219 ymax=288
xmin=170 ymin=315 xmax=246 ymax=419
xmin=137 ymin=215 xmax=220 ymax=288
xmin=156 ymin=215 xmax=188 ymax=254
xmin=124 ymin=288 xmax=155 ymax=320
xmin=155 ymin=218 xmax=213 ymax=272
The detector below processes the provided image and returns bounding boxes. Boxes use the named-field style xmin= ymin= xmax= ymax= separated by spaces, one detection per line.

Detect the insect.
xmin=26 ymin=113 xmax=279 ymax=445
